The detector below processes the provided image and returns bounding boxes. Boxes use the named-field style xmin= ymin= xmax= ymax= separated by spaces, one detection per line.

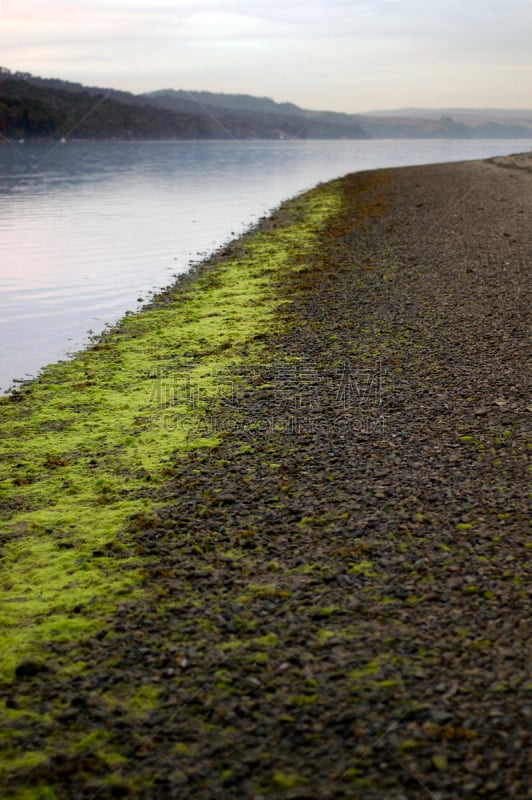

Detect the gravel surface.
xmin=2 ymin=155 xmax=530 ymax=799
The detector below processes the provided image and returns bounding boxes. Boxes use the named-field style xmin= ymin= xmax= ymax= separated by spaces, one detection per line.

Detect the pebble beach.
xmin=0 ymin=153 xmax=530 ymax=799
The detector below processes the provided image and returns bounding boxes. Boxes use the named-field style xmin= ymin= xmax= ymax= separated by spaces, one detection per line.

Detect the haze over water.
xmin=1 ymin=138 xmax=530 ymax=393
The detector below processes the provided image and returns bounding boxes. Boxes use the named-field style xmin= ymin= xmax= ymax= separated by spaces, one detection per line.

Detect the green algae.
xmin=288 ymin=694 xmax=319 ymax=707
xmin=100 ymin=684 xmax=160 ymax=719
xmin=0 ymin=183 xmax=343 ymax=690
xmin=252 ymin=632 xmax=279 ymax=648
xmin=0 ymin=184 xmax=346 ymax=797
xmin=0 ymin=782 xmax=57 ymax=800
xmin=348 ymin=658 xmax=380 ymax=682
xmin=316 ymin=628 xmax=336 ymax=644
xmin=348 ymin=559 xmax=377 ymax=577
xmin=272 ymin=770 xmax=308 ymax=789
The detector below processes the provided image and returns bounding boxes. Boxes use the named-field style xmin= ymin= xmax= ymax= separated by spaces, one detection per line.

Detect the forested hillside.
xmin=0 ymin=71 xmax=368 ymax=140
xmin=0 ymin=75 xmax=219 ymax=140
xmin=1 ymin=68 xmax=531 ymax=141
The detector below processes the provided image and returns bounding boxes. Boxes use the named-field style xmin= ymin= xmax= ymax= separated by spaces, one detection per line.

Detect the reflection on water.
xmin=0 ymin=139 xmax=530 ymax=392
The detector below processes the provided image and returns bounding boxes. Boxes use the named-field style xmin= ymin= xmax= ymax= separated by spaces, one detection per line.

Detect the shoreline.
xmin=1 ymin=154 xmax=530 ymax=798
xmin=0 ymin=178 xmax=344 ymax=676
xmin=2 ymin=139 xmax=532 ymax=397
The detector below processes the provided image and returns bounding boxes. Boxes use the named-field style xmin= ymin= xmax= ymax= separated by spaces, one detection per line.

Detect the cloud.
xmin=0 ymin=0 xmax=531 ymax=110
xmin=179 ymin=11 xmax=279 ymax=41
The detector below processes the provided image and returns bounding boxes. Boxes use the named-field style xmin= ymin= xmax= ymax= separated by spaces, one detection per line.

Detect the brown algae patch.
xmin=0 ymin=183 xmax=342 ymax=684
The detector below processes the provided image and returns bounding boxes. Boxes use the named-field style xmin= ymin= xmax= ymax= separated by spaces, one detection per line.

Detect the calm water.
xmin=1 ymin=138 xmax=530 ymax=393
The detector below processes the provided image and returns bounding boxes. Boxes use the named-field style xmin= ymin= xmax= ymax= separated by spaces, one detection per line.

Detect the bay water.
xmin=1 ymin=138 xmax=530 ymax=393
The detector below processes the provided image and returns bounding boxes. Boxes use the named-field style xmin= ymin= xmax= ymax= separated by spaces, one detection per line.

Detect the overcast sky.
xmin=1 ymin=0 xmax=531 ymax=112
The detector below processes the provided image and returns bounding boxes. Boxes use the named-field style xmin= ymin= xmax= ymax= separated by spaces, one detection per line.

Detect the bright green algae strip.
xmin=0 ymin=182 xmax=342 ymax=685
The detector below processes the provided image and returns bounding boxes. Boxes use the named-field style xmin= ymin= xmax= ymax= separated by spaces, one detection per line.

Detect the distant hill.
xmin=144 ymin=91 xmax=532 ymax=139
xmin=0 ymin=70 xmax=368 ymax=141
xmin=361 ymin=107 xmax=532 ymax=123
xmin=140 ymin=89 xmax=368 ymax=139
xmin=1 ymin=69 xmax=150 ymax=108
xmin=1 ymin=68 xmax=531 ymax=141
xmin=0 ymin=71 xmax=221 ymax=140
xmin=359 ymin=108 xmax=532 ymax=138
xmin=145 ymin=89 xmax=304 ymax=117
